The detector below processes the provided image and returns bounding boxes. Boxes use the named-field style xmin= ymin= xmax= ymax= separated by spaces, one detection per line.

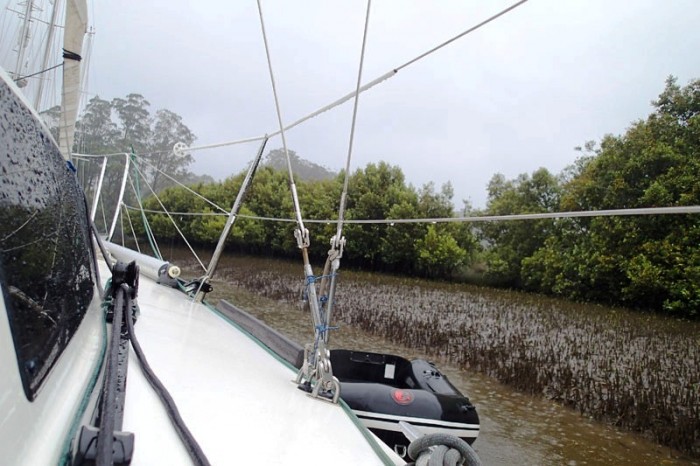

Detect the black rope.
xmin=95 ymin=285 xmax=125 ymax=465
xmin=124 ymin=286 xmax=211 ymax=466
xmin=63 ymin=48 xmax=82 ymax=61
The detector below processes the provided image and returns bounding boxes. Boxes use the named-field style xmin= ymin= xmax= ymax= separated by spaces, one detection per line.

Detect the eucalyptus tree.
xmin=75 ymin=95 xmax=120 ymax=154
xmin=112 ymin=93 xmax=152 ymax=153
xmin=74 ymin=95 xmax=123 ymax=230
xmin=147 ymin=109 xmax=196 ymax=193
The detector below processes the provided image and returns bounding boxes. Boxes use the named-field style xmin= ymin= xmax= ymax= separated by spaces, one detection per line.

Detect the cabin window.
xmin=0 ymin=78 xmax=94 ymax=400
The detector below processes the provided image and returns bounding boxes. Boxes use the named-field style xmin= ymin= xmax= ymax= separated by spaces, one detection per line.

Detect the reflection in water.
xmin=171 ymin=251 xmax=697 ymax=465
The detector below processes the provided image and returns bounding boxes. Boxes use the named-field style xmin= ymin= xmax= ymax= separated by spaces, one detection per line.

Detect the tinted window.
xmin=0 ymin=78 xmax=94 ymax=400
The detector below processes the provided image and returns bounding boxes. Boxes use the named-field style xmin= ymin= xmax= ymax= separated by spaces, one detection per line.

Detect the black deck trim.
xmin=216 ymin=300 xmax=304 ymax=369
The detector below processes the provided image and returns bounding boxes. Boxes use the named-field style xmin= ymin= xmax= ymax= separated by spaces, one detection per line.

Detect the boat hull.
xmin=212 ymin=304 xmax=481 ymax=457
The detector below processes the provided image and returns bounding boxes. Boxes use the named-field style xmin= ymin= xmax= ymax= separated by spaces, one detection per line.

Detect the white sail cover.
xmin=58 ymin=0 xmax=88 ymax=160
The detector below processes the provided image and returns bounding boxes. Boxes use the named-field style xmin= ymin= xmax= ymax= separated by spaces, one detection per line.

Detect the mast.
xmin=58 ymin=0 xmax=88 ymax=160
xmin=12 ymin=0 xmax=35 ymax=86
xmin=34 ymin=0 xmax=62 ymax=110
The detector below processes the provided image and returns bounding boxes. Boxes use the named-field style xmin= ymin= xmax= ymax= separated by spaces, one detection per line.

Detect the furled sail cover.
xmin=58 ymin=0 xmax=88 ymax=160
xmin=0 ymin=74 xmax=94 ymax=400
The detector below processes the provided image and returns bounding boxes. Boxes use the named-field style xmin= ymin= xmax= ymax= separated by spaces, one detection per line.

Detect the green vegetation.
xmin=137 ymin=162 xmax=477 ymax=278
xmin=86 ymin=77 xmax=700 ymax=318
xmin=479 ymin=76 xmax=700 ymax=318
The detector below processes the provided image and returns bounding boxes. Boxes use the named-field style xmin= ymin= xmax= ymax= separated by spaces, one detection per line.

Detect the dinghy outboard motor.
xmin=330 ymin=349 xmax=479 ymax=457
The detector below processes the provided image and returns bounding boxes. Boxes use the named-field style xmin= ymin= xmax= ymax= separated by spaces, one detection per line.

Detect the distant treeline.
xmin=132 ymin=76 xmax=698 ymax=319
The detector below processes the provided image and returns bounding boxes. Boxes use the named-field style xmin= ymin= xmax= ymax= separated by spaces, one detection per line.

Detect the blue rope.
xmin=303 ymin=272 xmax=337 ymax=305
xmin=305 ymin=272 xmax=337 ymax=285
xmin=302 ymin=272 xmax=340 ymax=367
xmin=315 ymin=324 xmax=339 ymax=333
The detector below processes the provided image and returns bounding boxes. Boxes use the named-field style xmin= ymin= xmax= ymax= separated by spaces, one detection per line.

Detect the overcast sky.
xmin=7 ymin=0 xmax=700 ymax=209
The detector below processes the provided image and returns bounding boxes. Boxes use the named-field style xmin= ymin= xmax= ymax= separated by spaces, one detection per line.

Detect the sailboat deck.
xmin=107 ymin=261 xmax=399 ymax=465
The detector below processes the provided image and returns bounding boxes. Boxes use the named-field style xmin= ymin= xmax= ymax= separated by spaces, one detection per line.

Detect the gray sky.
xmin=11 ymin=0 xmax=700 ymax=209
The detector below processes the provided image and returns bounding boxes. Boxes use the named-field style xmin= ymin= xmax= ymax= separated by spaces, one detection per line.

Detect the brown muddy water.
xmin=166 ymin=248 xmax=699 ymax=465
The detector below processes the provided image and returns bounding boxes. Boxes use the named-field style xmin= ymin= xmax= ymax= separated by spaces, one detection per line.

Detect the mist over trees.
xmin=263 ymin=148 xmax=337 ymax=181
xmin=73 ymin=93 xmax=209 ymax=194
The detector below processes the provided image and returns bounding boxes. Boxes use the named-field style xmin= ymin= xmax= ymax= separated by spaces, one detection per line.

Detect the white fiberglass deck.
xmin=105 ymin=261 xmax=400 ymax=465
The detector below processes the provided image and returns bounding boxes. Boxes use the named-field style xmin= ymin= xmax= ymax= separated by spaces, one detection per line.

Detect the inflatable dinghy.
xmin=330 ymin=349 xmax=480 ymax=456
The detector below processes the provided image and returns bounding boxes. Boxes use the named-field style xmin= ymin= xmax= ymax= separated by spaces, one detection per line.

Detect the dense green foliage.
xmin=479 ymin=168 xmax=561 ymax=286
xmin=480 ymin=77 xmax=700 ymax=317
xmin=138 ymin=162 xmax=477 ymax=278
xmin=99 ymin=78 xmax=699 ymax=318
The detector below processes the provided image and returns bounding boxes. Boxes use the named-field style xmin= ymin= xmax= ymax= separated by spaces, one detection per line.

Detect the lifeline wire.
xmin=130 ymin=205 xmax=700 ymax=224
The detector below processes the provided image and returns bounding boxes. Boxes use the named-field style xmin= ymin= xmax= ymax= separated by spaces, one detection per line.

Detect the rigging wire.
xmin=78 ymin=26 xmax=95 ymax=111
xmin=255 ymin=0 xmax=344 ymax=400
xmin=255 ymin=0 xmax=319 ymax=304
xmin=176 ymin=135 xmax=266 ymax=153
xmin=14 ymin=61 xmax=62 ymax=80
xmin=335 ymin=0 xmax=371 ymax=245
xmin=131 ymin=154 xmax=229 ymax=214
xmin=182 ymin=73 xmax=395 ymax=154
xmin=119 ymin=203 xmax=125 ymax=246
xmin=127 ymin=166 xmax=163 ymax=260
xmin=130 ymin=159 xmax=206 ymax=272
xmin=255 ymin=0 xmax=306 ymax=234
xmin=317 ymin=0 xmax=373 ymax=346
xmin=100 ymin=197 xmax=108 ymax=235
xmin=395 ymin=0 xmax=528 ymax=73
xmin=122 ymin=203 xmax=141 ymax=253
xmin=182 ymin=0 xmax=529 ymax=155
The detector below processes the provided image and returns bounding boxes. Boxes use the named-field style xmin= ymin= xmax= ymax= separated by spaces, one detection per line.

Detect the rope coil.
xmin=407 ymin=433 xmax=481 ymax=466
